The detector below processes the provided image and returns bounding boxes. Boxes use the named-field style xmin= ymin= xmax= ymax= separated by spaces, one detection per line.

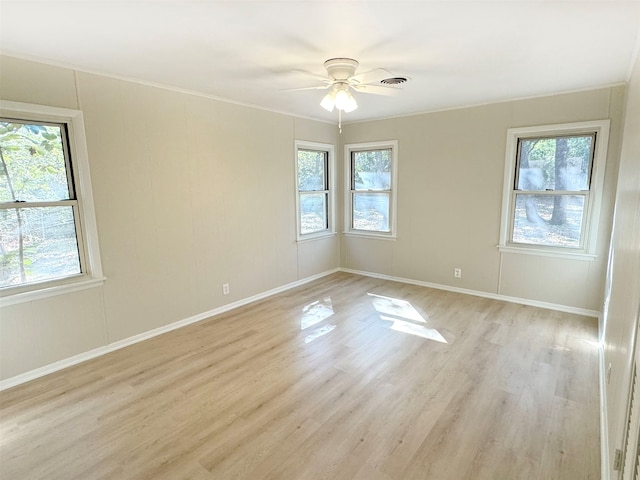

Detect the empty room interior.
xmin=1 ymin=2 xmax=640 ymax=479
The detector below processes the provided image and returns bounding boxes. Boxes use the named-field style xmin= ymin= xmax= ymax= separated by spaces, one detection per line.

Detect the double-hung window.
xmin=295 ymin=141 xmax=335 ymax=240
xmin=0 ymin=101 xmax=103 ymax=304
xmin=499 ymin=120 xmax=609 ymax=258
xmin=345 ymin=141 xmax=398 ymax=238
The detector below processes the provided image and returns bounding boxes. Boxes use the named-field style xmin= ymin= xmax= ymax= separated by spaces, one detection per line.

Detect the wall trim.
xmin=1 ymin=266 xmax=599 ymax=391
xmin=0 ymin=268 xmax=339 ymax=391
xmin=599 ymin=340 xmax=611 ymax=480
xmin=339 ymin=268 xmax=600 ymax=318
xmin=342 ymin=83 xmax=627 ymax=126
xmin=0 ymin=53 xmax=336 ymax=126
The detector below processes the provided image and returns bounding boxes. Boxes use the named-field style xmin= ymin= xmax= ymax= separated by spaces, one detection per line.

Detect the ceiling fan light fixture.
xmin=343 ymin=93 xmax=358 ymax=113
xmin=334 ymin=88 xmax=350 ymax=110
xmin=320 ymin=91 xmax=336 ymax=112
xmin=334 ymin=87 xmax=358 ymax=113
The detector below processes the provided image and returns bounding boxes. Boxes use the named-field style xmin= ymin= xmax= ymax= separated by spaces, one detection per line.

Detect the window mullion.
xmin=513 ymin=190 xmax=589 ymax=196
xmin=0 ymin=199 xmax=77 ymax=209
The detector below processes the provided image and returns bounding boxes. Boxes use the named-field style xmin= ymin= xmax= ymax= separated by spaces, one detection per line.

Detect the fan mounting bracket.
xmin=324 ymin=58 xmax=359 ymax=81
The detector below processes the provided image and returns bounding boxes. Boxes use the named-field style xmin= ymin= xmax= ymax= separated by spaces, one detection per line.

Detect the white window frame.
xmin=294 ymin=140 xmax=336 ymax=242
xmin=498 ymin=119 xmax=610 ymax=261
xmin=0 ymin=100 xmax=104 ymax=306
xmin=344 ymin=140 xmax=398 ymax=240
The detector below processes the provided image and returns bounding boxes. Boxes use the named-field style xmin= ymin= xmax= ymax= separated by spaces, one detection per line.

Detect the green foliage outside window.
xmin=0 ymin=121 xmax=81 ymax=287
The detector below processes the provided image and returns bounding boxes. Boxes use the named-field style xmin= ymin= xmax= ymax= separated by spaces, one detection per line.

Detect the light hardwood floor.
xmin=0 ymin=272 xmax=600 ymax=479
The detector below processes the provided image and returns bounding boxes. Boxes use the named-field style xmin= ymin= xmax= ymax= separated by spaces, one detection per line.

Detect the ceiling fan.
xmin=289 ymin=58 xmax=409 ymax=130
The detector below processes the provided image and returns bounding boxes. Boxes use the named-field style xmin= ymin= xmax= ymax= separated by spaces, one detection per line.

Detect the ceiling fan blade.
xmin=351 ymin=68 xmax=394 ymax=85
xmin=288 ymin=69 xmax=332 ymax=82
xmin=282 ymin=85 xmax=331 ymax=92
xmin=352 ymin=84 xmax=401 ymax=96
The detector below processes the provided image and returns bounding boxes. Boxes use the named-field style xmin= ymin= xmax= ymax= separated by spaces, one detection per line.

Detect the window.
xmin=345 ymin=141 xmax=398 ymax=238
xmin=295 ymin=141 xmax=335 ymax=241
xmin=499 ymin=120 xmax=610 ymax=259
xmin=0 ymin=101 xmax=103 ymax=304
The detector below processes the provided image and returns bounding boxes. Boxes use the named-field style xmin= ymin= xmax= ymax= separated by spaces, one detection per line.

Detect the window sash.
xmin=351 ymin=191 xmax=391 ymax=232
xmin=513 ymin=133 xmax=596 ymax=193
xmin=508 ymin=192 xmax=590 ymax=249
xmin=297 ymin=149 xmax=328 ymax=193
xmin=0 ymin=118 xmax=76 ymax=202
xmin=350 ymin=149 xmax=392 ymax=232
xmin=0 ymin=201 xmax=87 ymax=289
xmin=0 ymin=101 xmax=104 ymax=301
xmin=498 ymin=121 xmax=610 ymax=258
xmin=351 ymin=148 xmax=392 ymax=191
xmin=0 ymin=118 xmax=85 ymax=288
xmin=295 ymin=141 xmax=335 ymax=241
xmin=344 ymin=141 xmax=398 ymax=238
xmin=299 ymin=191 xmax=329 ymax=235
xmin=508 ymin=133 xmax=595 ymax=250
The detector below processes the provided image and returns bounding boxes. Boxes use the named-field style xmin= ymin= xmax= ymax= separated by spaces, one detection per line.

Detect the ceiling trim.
xmin=0 ymin=52 xmax=337 ymax=126
xmin=0 ymin=50 xmax=632 ymax=128
xmin=342 ymin=81 xmax=628 ymax=127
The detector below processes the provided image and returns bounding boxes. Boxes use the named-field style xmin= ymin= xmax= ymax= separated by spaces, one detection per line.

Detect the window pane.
xmin=300 ymin=193 xmax=327 ymax=234
xmin=353 ymin=149 xmax=391 ymax=190
xmin=353 ymin=192 xmax=390 ymax=232
xmin=516 ymin=135 xmax=593 ymax=192
xmin=0 ymin=206 xmax=81 ymax=287
xmin=0 ymin=121 xmax=71 ymax=203
xmin=297 ymin=149 xmax=327 ymax=192
xmin=512 ymin=194 xmax=585 ymax=247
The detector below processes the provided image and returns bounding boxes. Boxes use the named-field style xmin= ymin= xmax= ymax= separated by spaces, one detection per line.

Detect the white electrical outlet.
xmin=454 ymin=268 xmax=462 ymax=279
xmin=222 ymin=283 xmax=230 ymax=295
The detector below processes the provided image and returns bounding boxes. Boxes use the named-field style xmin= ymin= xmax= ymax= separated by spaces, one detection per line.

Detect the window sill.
xmin=0 ymin=276 xmax=107 ymax=307
xmin=343 ymin=232 xmax=397 ymax=241
xmin=498 ymin=245 xmax=597 ymax=262
xmin=296 ymin=232 xmax=337 ymax=244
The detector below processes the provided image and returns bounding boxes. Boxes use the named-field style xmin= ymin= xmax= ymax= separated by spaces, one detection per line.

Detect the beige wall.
xmin=341 ymin=87 xmax=625 ymax=312
xmin=602 ymin=52 xmax=640 ymax=477
xmin=0 ymin=53 xmax=629 ymax=384
xmin=0 ymin=56 xmax=339 ymax=380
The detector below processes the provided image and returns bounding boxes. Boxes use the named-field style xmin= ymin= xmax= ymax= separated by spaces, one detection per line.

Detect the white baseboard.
xmin=599 ymin=342 xmax=611 ymax=480
xmin=339 ymin=268 xmax=600 ymax=318
xmin=0 ymin=268 xmax=340 ymax=391
xmin=1 ymin=267 xmax=598 ymax=391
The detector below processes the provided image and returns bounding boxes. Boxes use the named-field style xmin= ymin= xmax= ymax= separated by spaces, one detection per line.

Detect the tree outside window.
xmin=513 ymin=134 xmax=595 ymax=248
xmin=298 ymin=149 xmax=329 ymax=235
xmin=0 ymin=120 xmax=82 ymax=288
xmin=351 ymin=148 xmax=392 ymax=232
xmin=345 ymin=140 xmax=398 ymax=238
xmin=295 ymin=141 xmax=335 ymax=241
xmin=499 ymin=120 xmax=609 ymax=258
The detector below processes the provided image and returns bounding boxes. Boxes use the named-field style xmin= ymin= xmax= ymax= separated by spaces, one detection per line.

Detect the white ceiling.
xmin=2 ymin=1 xmax=640 ymax=123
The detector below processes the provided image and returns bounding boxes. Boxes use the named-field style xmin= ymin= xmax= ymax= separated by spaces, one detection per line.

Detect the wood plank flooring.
xmin=0 ymin=272 xmax=601 ymax=479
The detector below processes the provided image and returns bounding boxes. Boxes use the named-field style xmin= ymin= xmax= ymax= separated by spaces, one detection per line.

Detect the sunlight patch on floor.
xmin=380 ymin=315 xmax=448 ymax=343
xmin=300 ymin=297 xmax=336 ymax=343
xmin=368 ymin=293 xmax=447 ymax=343
xmin=304 ymin=324 xmax=337 ymax=344
xmin=367 ymin=293 xmax=426 ymax=323
xmin=300 ymin=298 xmax=334 ymax=330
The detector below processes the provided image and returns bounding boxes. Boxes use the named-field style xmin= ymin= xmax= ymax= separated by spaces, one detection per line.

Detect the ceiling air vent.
xmin=380 ymin=77 xmax=408 ymax=85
